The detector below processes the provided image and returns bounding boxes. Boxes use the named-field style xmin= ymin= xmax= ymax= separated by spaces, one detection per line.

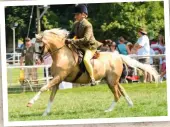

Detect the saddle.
xmin=75 ymin=48 xmax=100 ymax=71
xmin=67 ymin=44 xmax=100 ymax=82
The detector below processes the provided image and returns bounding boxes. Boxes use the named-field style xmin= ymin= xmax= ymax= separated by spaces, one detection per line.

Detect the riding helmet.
xmin=74 ymin=4 xmax=88 ymax=15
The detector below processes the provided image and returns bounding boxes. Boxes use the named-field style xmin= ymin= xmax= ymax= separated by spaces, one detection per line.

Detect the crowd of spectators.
xmin=99 ymin=28 xmax=166 ymax=83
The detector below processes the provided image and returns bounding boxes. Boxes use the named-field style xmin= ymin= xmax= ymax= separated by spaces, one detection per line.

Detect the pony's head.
xmin=34 ymin=28 xmax=69 ymax=59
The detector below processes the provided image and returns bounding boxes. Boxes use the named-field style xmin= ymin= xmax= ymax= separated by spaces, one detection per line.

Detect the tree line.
xmin=5 ymin=1 xmax=164 ymax=48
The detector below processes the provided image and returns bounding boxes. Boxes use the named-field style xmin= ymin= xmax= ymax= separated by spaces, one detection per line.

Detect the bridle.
xmin=34 ymin=36 xmax=76 ymax=63
xmin=35 ymin=42 xmax=66 ymax=59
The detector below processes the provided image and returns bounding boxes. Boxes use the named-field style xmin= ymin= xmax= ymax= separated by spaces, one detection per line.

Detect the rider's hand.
xmin=65 ymin=39 xmax=72 ymax=45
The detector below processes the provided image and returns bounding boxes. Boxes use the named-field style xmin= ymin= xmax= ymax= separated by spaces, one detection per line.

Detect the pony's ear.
xmin=35 ymin=34 xmax=43 ymax=41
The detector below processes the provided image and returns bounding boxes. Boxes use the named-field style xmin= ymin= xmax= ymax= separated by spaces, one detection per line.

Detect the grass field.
xmin=7 ymin=68 xmax=44 ymax=86
xmin=8 ymin=82 xmax=167 ymax=121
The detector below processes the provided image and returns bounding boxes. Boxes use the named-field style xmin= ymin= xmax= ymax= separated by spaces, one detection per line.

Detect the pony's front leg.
xmin=27 ymin=75 xmax=64 ymax=107
xmin=27 ymin=91 xmax=41 ymax=107
xmin=40 ymin=75 xmax=63 ymax=92
xmin=43 ymin=85 xmax=58 ymax=116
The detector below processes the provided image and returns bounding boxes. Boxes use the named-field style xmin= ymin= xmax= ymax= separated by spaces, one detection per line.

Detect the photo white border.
xmin=0 ymin=0 xmax=169 ymax=126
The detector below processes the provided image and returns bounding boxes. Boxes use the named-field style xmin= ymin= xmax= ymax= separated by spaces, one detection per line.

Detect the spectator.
xmin=126 ymin=42 xmax=133 ymax=53
xmin=151 ymin=35 xmax=165 ymax=54
xmin=157 ymin=34 xmax=165 ymax=53
xmin=20 ymin=37 xmax=38 ymax=84
xmin=150 ymin=35 xmax=165 ymax=73
xmin=100 ymin=44 xmax=110 ymax=52
xmin=132 ymin=27 xmax=150 ymax=83
xmin=159 ymin=50 xmax=166 ymax=83
xmin=117 ymin=36 xmax=130 ymax=55
xmin=130 ymin=45 xmax=137 ymax=55
xmin=160 ymin=60 xmax=166 ymax=83
xmin=157 ymin=35 xmax=165 ymax=73
xmin=108 ymin=41 xmax=119 ymax=54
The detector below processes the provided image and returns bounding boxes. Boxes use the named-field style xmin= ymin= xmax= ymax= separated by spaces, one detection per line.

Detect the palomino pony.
xmin=27 ymin=28 xmax=159 ymax=116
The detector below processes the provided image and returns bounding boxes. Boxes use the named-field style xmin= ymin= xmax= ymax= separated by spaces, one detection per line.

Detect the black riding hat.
xmin=74 ymin=4 xmax=88 ymax=15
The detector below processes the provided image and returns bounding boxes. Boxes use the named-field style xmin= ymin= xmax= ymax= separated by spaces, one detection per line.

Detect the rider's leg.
xmin=83 ymin=49 xmax=96 ymax=86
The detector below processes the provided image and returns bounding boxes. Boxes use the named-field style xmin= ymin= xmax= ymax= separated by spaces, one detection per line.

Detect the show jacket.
xmin=69 ymin=18 xmax=102 ymax=50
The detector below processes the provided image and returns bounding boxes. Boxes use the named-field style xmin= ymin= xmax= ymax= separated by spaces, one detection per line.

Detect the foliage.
xmin=88 ymin=2 xmax=164 ymax=41
xmin=5 ymin=6 xmax=35 ymax=39
xmin=42 ymin=10 xmax=59 ymax=29
xmin=5 ymin=1 xmax=164 ymax=43
xmin=41 ymin=4 xmax=74 ymax=31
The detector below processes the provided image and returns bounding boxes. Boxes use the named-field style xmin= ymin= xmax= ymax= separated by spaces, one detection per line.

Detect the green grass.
xmin=8 ymin=82 xmax=167 ymax=121
xmin=7 ymin=68 xmax=44 ymax=86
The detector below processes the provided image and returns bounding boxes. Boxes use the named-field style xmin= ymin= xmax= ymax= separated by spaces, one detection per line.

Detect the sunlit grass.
xmin=8 ymin=82 xmax=167 ymax=121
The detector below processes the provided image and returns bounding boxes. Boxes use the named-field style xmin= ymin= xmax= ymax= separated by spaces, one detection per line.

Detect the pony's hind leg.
xmin=105 ymin=75 xmax=122 ymax=112
xmin=118 ymin=83 xmax=133 ymax=107
xmin=43 ymin=85 xmax=58 ymax=116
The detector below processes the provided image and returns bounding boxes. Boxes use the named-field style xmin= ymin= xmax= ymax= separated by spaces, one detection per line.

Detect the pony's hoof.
xmin=27 ymin=103 xmax=32 ymax=107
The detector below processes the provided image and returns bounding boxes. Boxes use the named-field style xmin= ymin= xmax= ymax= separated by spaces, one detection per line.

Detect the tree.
xmin=5 ymin=6 xmax=35 ymax=52
xmin=87 ymin=1 xmax=164 ymax=42
xmin=41 ymin=4 xmax=74 ymax=31
xmin=5 ymin=1 xmax=164 ymax=47
xmin=5 ymin=6 xmax=35 ymax=39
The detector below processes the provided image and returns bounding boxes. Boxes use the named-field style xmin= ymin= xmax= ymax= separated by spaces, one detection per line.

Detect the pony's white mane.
xmin=44 ymin=28 xmax=70 ymax=39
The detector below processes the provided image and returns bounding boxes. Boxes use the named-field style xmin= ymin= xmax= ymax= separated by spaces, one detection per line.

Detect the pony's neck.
xmin=49 ymin=38 xmax=65 ymax=52
xmin=49 ymin=40 xmax=66 ymax=60
xmin=50 ymin=45 xmax=76 ymax=67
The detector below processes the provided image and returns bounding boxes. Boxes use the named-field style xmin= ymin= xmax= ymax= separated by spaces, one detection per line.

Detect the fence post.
xmin=17 ymin=53 xmax=20 ymax=64
xmin=45 ymin=65 xmax=49 ymax=85
xmin=13 ymin=53 xmax=15 ymax=65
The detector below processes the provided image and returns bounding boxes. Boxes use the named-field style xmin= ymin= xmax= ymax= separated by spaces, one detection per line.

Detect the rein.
xmin=49 ymin=45 xmax=66 ymax=56
xmin=35 ymin=44 xmax=66 ymax=59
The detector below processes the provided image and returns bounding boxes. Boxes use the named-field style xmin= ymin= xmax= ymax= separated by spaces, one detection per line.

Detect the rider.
xmin=66 ymin=4 xmax=102 ymax=86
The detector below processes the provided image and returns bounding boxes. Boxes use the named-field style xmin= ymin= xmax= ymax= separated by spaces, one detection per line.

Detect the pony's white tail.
xmin=120 ymin=55 xmax=160 ymax=84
